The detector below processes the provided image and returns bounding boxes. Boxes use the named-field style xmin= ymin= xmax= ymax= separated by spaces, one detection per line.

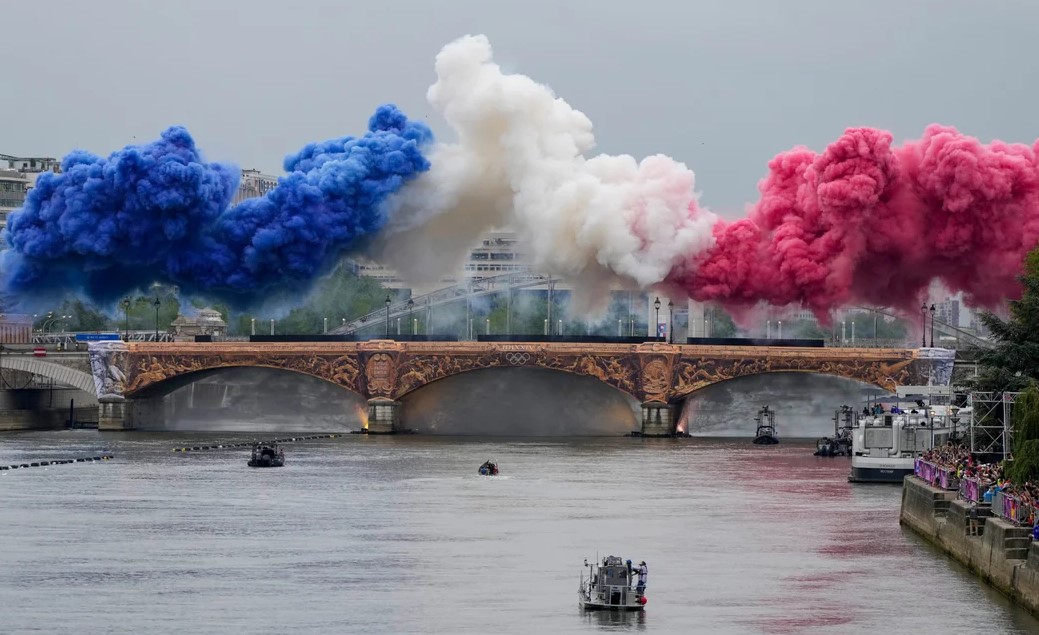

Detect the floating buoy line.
xmin=0 ymin=455 xmax=113 ymax=470
xmin=173 ymin=434 xmax=342 ymax=453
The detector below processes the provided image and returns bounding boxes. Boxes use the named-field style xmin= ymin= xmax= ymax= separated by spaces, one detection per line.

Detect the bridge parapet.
xmin=87 ymin=340 xmax=955 ymax=433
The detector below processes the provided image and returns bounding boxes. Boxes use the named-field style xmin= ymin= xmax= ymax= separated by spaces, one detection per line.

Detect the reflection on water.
xmin=1 ymin=432 xmax=1037 ymax=634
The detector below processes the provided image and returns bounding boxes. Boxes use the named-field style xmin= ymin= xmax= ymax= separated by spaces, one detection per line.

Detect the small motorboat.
xmin=478 ymin=460 xmax=499 ymax=476
xmin=752 ymin=405 xmax=779 ymax=445
xmin=248 ymin=442 xmax=285 ymax=468
xmin=816 ymin=406 xmax=853 ymax=456
xmin=579 ymin=556 xmax=646 ymax=611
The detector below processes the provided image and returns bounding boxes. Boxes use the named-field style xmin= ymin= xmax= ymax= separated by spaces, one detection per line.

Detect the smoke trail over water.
xmin=6 ymin=34 xmax=1039 ymax=317
xmin=3 ymin=105 xmax=431 ymax=305
xmin=376 ymin=35 xmax=719 ymax=311
xmin=667 ymin=126 xmax=1039 ymax=317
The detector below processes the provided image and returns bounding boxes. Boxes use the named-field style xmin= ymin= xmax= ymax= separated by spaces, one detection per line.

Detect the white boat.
xmin=578 ymin=556 xmax=646 ymax=611
xmin=849 ymin=386 xmax=966 ymax=483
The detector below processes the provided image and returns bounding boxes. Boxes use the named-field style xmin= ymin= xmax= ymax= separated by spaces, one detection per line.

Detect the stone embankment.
xmin=901 ymin=476 xmax=1039 ymax=615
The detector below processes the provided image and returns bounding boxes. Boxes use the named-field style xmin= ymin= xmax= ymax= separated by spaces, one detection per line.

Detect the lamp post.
xmin=704 ymin=318 xmax=709 ymax=337
xmin=558 ymin=319 xmax=562 ymax=336
xmin=929 ymin=304 xmax=936 ymax=348
xmin=251 ymin=318 xmax=255 ymax=336
xmin=667 ymin=300 xmax=674 ymax=344
xmin=618 ymin=319 xmax=622 ymax=337
xmin=485 ymin=318 xmax=490 ymax=335
xmin=397 ymin=317 xmax=401 ymax=335
xmin=544 ymin=318 xmax=548 ymax=336
xmin=270 ymin=318 xmax=274 ymax=336
xmin=323 ymin=317 xmax=328 ymax=334
xmin=767 ymin=320 xmax=771 ymax=339
xmin=778 ymin=320 xmax=782 ymax=340
xmin=920 ymin=303 xmax=927 ymax=347
xmin=407 ymin=298 xmax=415 ymax=336
xmin=841 ymin=320 xmax=846 ymax=346
xmin=653 ymin=297 xmax=661 ymax=339
xmin=152 ymin=297 xmax=161 ymax=341
xmin=384 ymin=295 xmax=391 ymax=338
xmin=851 ymin=321 xmax=855 ymax=345
xmin=121 ymin=299 xmax=130 ymax=340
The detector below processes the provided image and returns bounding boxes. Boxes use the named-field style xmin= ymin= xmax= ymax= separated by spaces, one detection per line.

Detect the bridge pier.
xmin=366 ymin=398 xmax=402 ymax=434
xmin=640 ymin=401 xmax=675 ymax=437
xmin=97 ymin=399 xmax=131 ymax=431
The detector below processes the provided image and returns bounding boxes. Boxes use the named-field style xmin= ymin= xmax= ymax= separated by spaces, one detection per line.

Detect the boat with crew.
xmin=248 ymin=442 xmax=285 ymax=468
xmin=752 ymin=405 xmax=779 ymax=444
xmin=478 ymin=460 xmax=499 ymax=476
xmin=848 ymin=386 xmax=966 ymax=483
xmin=815 ymin=405 xmax=854 ymax=457
xmin=579 ymin=556 xmax=647 ymax=610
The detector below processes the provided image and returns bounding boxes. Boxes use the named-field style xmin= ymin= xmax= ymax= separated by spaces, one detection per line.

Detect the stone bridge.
xmin=0 ymin=352 xmax=96 ymax=397
xmin=88 ymin=340 xmax=955 ymax=435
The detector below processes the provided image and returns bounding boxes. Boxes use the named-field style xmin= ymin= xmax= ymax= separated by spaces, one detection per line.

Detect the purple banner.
xmin=959 ymin=478 xmax=982 ymax=503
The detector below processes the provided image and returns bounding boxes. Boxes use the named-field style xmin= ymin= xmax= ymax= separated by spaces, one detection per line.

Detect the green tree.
xmin=1008 ymin=384 xmax=1039 ymax=483
xmin=972 ymin=249 xmax=1039 ymax=392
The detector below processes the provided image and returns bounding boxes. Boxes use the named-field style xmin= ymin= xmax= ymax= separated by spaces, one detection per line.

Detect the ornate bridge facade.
xmin=88 ymin=340 xmax=954 ymax=435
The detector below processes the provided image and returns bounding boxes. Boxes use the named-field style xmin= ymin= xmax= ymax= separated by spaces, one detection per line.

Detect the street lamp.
xmin=920 ymin=303 xmax=927 ymax=347
xmin=407 ymin=298 xmax=415 ymax=336
xmin=251 ymin=318 xmax=256 ymax=336
xmin=778 ymin=320 xmax=782 ymax=340
xmin=617 ymin=319 xmax=622 ymax=337
xmin=485 ymin=318 xmax=490 ymax=335
xmin=121 ymin=299 xmax=130 ymax=340
xmin=152 ymin=297 xmax=161 ymax=341
xmin=935 ymin=303 xmax=943 ymax=347
xmin=323 ymin=317 xmax=328 ymax=334
xmin=544 ymin=318 xmax=548 ymax=336
xmin=270 ymin=318 xmax=274 ymax=335
xmin=558 ymin=318 xmax=562 ymax=335
xmin=767 ymin=320 xmax=771 ymax=339
xmin=384 ymin=295 xmax=391 ymax=338
xmin=653 ymin=297 xmax=661 ymax=339
xmin=668 ymin=300 xmax=674 ymax=344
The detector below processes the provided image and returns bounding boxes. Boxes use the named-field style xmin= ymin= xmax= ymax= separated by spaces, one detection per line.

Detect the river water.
xmin=1 ymin=432 xmax=1037 ymax=635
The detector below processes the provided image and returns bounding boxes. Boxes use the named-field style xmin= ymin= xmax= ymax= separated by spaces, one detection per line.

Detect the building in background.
xmin=0 ymin=313 xmax=33 ymax=344
xmin=232 ymin=169 xmax=278 ymax=206
xmin=0 ymin=154 xmax=60 ymax=229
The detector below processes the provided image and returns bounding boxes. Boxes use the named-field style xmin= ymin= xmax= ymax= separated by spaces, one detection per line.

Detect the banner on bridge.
xmin=75 ymin=333 xmax=121 ymax=342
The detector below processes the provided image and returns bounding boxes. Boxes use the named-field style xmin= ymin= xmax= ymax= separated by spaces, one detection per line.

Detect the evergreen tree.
xmin=972 ymin=249 xmax=1039 ymax=392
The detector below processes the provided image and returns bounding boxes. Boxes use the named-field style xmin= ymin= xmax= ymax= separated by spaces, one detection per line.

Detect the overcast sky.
xmin=4 ymin=0 xmax=1038 ymax=217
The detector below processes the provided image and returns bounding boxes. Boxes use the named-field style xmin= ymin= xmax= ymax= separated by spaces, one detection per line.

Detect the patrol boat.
xmin=248 ymin=442 xmax=285 ymax=468
xmin=752 ymin=405 xmax=779 ymax=445
xmin=578 ymin=556 xmax=647 ymax=610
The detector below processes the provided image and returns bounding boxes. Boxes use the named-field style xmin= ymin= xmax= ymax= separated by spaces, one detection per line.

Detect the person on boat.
xmin=635 ymin=561 xmax=647 ymax=596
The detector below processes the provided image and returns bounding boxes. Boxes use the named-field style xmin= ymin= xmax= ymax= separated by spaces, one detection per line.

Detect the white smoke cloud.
xmin=376 ymin=34 xmax=718 ymax=310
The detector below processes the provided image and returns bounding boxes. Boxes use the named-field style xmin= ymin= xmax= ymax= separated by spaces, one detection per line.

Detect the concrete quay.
xmin=900 ymin=476 xmax=1039 ymax=615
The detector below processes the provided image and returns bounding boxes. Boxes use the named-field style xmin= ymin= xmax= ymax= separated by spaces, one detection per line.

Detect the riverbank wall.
xmin=900 ymin=476 xmax=1039 ymax=615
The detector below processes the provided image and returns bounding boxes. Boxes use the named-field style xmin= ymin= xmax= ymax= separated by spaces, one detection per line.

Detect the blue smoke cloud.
xmin=2 ymin=104 xmax=432 ymax=306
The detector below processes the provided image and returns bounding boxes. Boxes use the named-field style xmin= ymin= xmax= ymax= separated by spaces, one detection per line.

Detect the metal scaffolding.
xmin=968 ymin=391 xmax=1021 ymax=460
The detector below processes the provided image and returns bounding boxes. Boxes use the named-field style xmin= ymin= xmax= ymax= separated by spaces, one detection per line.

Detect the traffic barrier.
xmin=959 ymin=477 xmax=983 ymax=503
xmin=173 ymin=434 xmax=341 ymax=452
xmin=0 ymin=455 xmax=113 ymax=471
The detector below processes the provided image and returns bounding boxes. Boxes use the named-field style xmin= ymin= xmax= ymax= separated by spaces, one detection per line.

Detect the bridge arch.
xmin=391 ymin=353 xmax=641 ymax=402
xmin=125 ymin=363 xmax=365 ymax=399
xmin=670 ymin=368 xmax=895 ymax=403
xmin=1 ymin=356 xmax=96 ymax=395
xmin=397 ymin=365 xmax=640 ymax=435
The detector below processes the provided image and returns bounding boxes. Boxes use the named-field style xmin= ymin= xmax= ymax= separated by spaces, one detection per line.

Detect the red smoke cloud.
xmin=667 ymin=125 xmax=1039 ymax=318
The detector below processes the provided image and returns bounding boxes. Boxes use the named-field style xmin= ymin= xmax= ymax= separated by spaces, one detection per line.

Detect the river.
xmin=1 ymin=431 xmax=1036 ymax=634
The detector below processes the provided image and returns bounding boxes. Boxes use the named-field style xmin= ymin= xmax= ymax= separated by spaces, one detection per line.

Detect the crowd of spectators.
xmin=920 ymin=441 xmax=1039 ymax=535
